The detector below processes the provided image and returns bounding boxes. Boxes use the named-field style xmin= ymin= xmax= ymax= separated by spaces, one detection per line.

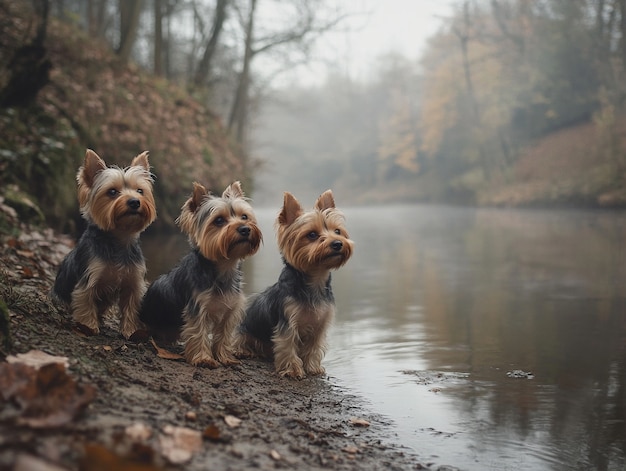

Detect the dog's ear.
xmin=315 ymin=190 xmax=335 ymax=211
xmin=131 ymin=151 xmax=150 ymax=171
xmin=80 ymin=149 xmax=107 ymax=189
xmin=189 ymin=182 xmax=208 ymax=213
xmin=278 ymin=192 xmax=303 ymax=226
xmin=223 ymin=181 xmax=244 ymax=199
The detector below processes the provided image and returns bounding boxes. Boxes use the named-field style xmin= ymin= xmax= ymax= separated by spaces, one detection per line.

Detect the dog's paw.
xmin=192 ymin=358 xmax=220 ymax=369
xmin=278 ymin=367 xmax=305 ymax=380
xmin=234 ymin=349 xmax=254 ymax=359
xmin=127 ymin=329 xmax=150 ymax=342
xmin=220 ymin=356 xmax=241 ymax=367
xmin=305 ymin=365 xmax=326 ymax=376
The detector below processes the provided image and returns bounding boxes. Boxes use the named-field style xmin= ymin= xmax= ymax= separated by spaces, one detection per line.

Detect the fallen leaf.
xmin=18 ymin=363 xmax=97 ymax=428
xmin=103 ymin=345 xmax=112 ymax=352
xmin=185 ymin=411 xmax=197 ymax=421
xmin=81 ymin=443 xmax=161 ymax=471
xmin=159 ymin=425 xmax=202 ymax=464
xmin=149 ymin=338 xmax=184 ymax=361
xmin=349 ymin=417 xmax=370 ymax=427
xmin=125 ymin=423 xmax=153 ymax=442
xmin=6 ymin=350 xmax=69 ymax=370
xmin=342 ymin=446 xmax=359 ymax=454
xmin=203 ymin=424 xmax=221 ymax=441
xmin=224 ymin=415 xmax=241 ymax=428
xmin=269 ymin=449 xmax=281 ymax=461
xmin=0 ymin=361 xmax=95 ymax=428
xmin=0 ymin=362 xmax=33 ymax=400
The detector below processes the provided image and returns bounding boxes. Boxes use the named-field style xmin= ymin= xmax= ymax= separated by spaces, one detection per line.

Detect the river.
xmin=142 ymin=204 xmax=626 ymax=470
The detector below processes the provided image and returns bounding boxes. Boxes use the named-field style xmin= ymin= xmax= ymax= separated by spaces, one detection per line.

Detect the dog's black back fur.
xmin=139 ymin=249 xmax=242 ymax=334
xmin=240 ymin=262 xmax=334 ymax=344
xmin=53 ymin=224 xmax=144 ymax=303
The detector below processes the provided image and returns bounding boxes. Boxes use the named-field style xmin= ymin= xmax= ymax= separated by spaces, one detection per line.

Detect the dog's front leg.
xmin=182 ymin=298 xmax=219 ymax=368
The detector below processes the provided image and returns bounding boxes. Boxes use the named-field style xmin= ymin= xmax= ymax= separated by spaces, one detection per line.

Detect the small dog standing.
xmin=140 ymin=181 xmax=262 ymax=368
xmin=53 ymin=149 xmax=156 ymax=339
xmin=238 ymin=190 xmax=353 ymax=379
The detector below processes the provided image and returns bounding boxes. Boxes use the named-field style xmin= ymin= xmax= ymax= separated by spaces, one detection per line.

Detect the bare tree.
xmin=192 ymin=0 xmax=229 ymax=87
xmin=154 ymin=0 xmax=164 ymax=75
xmin=87 ymin=0 xmax=109 ymax=38
xmin=227 ymin=0 xmax=347 ymax=147
xmin=117 ymin=0 xmax=142 ymax=64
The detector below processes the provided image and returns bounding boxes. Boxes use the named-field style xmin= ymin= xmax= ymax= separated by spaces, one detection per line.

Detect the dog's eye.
xmin=307 ymin=231 xmax=319 ymax=241
xmin=214 ymin=216 xmax=226 ymax=226
xmin=107 ymin=189 xmax=118 ymax=197
xmin=136 ymin=188 xmax=144 ymax=195
xmin=241 ymin=214 xmax=248 ymax=220
xmin=334 ymin=228 xmax=341 ymax=235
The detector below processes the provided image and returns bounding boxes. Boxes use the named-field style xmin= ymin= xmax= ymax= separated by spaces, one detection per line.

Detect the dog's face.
xmin=77 ymin=149 xmax=156 ymax=234
xmin=177 ymin=181 xmax=262 ymax=262
xmin=276 ymin=190 xmax=353 ymax=275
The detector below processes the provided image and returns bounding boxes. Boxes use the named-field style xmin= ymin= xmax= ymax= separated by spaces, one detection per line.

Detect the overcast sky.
xmin=274 ymin=0 xmax=457 ymax=86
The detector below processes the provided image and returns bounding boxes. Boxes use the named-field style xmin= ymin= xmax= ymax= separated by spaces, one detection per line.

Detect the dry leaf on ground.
xmin=81 ymin=443 xmax=162 ymax=471
xmin=149 ymin=339 xmax=184 ymax=361
xmin=0 ymin=361 xmax=96 ymax=428
xmin=7 ymin=350 xmax=70 ymax=370
xmin=125 ymin=423 xmax=153 ymax=442
xmin=159 ymin=425 xmax=202 ymax=464
xmin=349 ymin=417 xmax=371 ymax=427
xmin=224 ymin=415 xmax=241 ymax=428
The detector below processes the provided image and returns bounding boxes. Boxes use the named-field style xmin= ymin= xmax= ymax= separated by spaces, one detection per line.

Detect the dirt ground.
xmin=0 ymin=215 xmax=438 ymax=471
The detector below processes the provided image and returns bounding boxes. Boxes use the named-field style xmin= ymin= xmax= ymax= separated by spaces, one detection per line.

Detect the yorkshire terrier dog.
xmin=53 ymin=149 xmax=156 ymax=339
xmin=238 ymin=190 xmax=353 ymax=379
xmin=140 ymin=181 xmax=262 ymax=368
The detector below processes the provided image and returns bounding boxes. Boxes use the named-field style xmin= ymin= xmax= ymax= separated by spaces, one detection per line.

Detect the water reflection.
xmin=143 ymin=205 xmax=626 ymax=470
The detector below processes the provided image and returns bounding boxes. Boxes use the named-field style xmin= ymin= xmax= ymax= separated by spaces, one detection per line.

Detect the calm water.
xmin=143 ymin=205 xmax=626 ymax=470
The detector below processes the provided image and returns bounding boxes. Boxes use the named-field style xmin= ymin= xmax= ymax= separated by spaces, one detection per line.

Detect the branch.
xmin=252 ymin=12 xmax=350 ymax=57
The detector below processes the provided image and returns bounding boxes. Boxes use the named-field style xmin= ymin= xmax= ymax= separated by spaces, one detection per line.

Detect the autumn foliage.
xmin=0 ymin=1 xmax=245 ymax=231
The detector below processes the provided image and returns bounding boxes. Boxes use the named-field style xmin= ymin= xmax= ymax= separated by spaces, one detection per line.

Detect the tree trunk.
xmin=154 ymin=0 xmax=163 ymax=75
xmin=456 ymin=1 xmax=491 ymax=179
xmin=0 ymin=0 xmax=52 ymax=108
xmin=193 ymin=0 xmax=228 ymax=87
xmin=228 ymin=0 xmax=256 ymax=146
xmin=117 ymin=0 xmax=142 ymax=64
xmin=86 ymin=0 xmax=109 ymax=37
xmin=619 ymin=0 xmax=626 ymax=67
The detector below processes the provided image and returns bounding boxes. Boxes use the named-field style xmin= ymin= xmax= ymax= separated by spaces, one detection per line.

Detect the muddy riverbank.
xmin=0 ymin=217 xmax=441 ymax=471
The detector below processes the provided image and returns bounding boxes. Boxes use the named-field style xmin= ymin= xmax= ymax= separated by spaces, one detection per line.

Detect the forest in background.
xmin=254 ymin=0 xmax=626 ymax=207
xmin=1 ymin=0 xmax=626 ymax=236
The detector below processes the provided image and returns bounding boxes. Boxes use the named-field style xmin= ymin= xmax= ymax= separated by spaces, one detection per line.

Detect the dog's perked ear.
xmin=80 ymin=149 xmax=107 ymax=189
xmin=315 ymin=190 xmax=335 ymax=212
xmin=131 ymin=150 xmax=150 ymax=171
xmin=189 ymin=181 xmax=209 ymax=213
xmin=278 ymin=192 xmax=303 ymax=227
xmin=222 ymin=181 xmax=244 ymax=200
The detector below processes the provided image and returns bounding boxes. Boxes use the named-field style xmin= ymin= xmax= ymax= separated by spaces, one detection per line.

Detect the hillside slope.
xmin=0 ymin=1 xmax=245 ymax=232
xmin=479 ymin=117 xmax=626 ymax=208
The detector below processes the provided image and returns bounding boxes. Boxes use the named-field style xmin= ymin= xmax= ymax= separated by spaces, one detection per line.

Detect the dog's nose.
xmin=127 ymin=198 xmax=140 ymax=210
xmin=330 ymin=240 xmax=343 ymax=251
xmin=238 ymin=225 xmax=250 ymax=237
